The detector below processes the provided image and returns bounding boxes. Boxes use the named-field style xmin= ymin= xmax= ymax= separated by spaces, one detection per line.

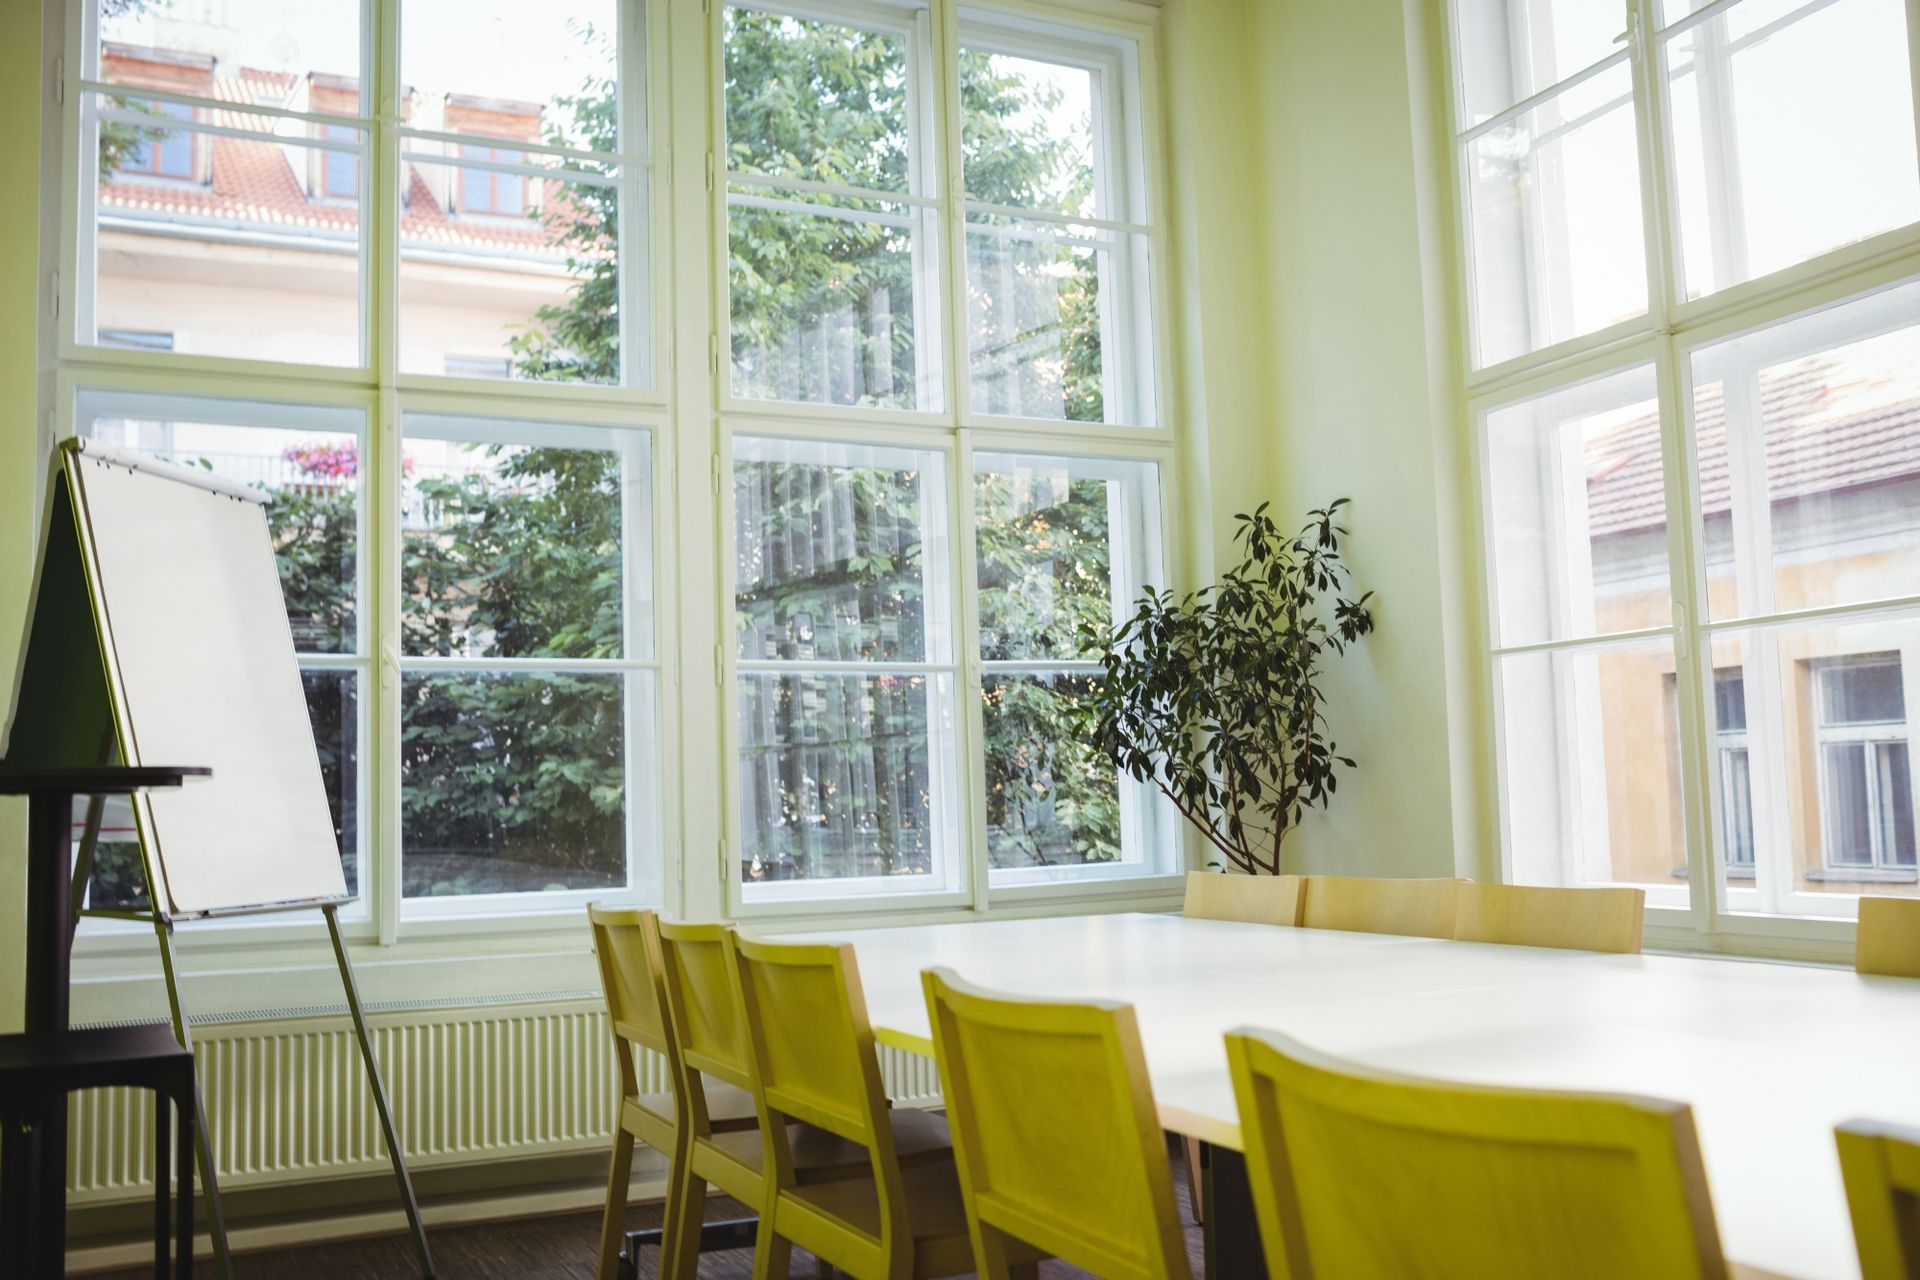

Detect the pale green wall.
xmin=1 ymin=0 xmax=44 ymax=1033
xmin=1168 ymin=0 xmax=1491 ymax=880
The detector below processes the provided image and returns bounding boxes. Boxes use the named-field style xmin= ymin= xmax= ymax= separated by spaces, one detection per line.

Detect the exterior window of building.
xmin=456 ymin=144 xmax=528 ymax=216
xmin=443 ymin=354 xmax=512 ymax=379
xmin=97 ymin=329 xmax=173 ymax=351
xmin=124 ymin=100 xmax=196 ymax=179
xmin=1456 ymin=0 xmax=1920 ymax=933
xmin=1814 ymin=659 xmax=1915 ymax=871
xmin=321 ymin=124 xmax=359 ymax=199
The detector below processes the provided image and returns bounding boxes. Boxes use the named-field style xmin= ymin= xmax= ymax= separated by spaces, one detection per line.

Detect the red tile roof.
xmin=1586 ymin=348 xmax=1920 ymax=536
xmin=98 ymin=65 xmax=571 ymax=259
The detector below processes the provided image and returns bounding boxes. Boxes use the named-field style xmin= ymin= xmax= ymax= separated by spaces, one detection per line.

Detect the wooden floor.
xmin=97 ymin=1161 xmax=1208 ymax=1279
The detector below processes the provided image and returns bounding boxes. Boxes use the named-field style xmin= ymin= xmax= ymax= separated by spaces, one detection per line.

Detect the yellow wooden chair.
xmin=1836 ymin=1119 xmax=1920 ymax=1280
xmin=922 ymin=967 xmax=1192 ymax=1280
xmin=587 ymin=906 xmax=759 ymax=1280
xmin=1300 ymin=875 xmax=1462 ymax=938
xmin=1856 ymin=898 xmax=1920 ymax=979
xmin=728 ymin=935 xmax=1011 ymax=1280
xmin=1452 ymin=882 xmax=1645 ymax=954
xmin=655 ymin=922 xmax=950 ymax=1280
xmin=1224 ymin=1025 xmax=1736 ymax=1279
xmin=1183 ymin=870 xmax=1304 ymax=926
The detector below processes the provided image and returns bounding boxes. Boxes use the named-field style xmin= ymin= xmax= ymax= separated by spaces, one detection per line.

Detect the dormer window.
xmin=127 ymin=100 xmax=196 ymax=179
xmin=322 ymin=124 xmax=359 ymax=199
xmin=457 ymin=143 xmax=526 ymax=216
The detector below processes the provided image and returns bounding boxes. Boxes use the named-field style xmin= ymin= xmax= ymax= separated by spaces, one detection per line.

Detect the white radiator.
xmin=67 ymin=998 xmax=945 ymax=1201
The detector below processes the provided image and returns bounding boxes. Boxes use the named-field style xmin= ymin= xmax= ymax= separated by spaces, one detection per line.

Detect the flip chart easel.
xmin=1 ymin=438 xmax=433 ymax=1277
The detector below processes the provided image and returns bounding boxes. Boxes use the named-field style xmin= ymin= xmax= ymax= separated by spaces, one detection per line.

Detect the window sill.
xmin=1803 ymin=867 xmax=1918 ymax=884
xmin=65 ymin=884 xmax=1188 ymax=1026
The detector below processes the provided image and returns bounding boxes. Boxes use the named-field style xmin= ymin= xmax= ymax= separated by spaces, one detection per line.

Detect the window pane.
xmin=399 ymin=155 xmax=624 ymax=384
xmin=1665 ymin=0 xmax=1919 ymax=299
xmin=974 ymin=453 xmax=1161 ymax=661
xmin=1820 ymin=660 xmax=1908 ymax=726
xmin=400 ymin=422 xmax=646 ymax=662
xmin=1484 ymin=365 xmax=1670 ymax=648
xmin=86 ymin=95 xmax=364 ymax=365
xmin=982 ymin=672 xmax=1120 ymax=869
xmin=724 ymin=5 xmax=914 ymax=193
xmin=77 ymin=394 xmax=363 ymax=655
xmin=966 ymin=217 xmax=1155 ymax=425
xmin=961 ymin=49 xmax=1098 ymax=219
xmin=1715 ymin=668 xmax=1748 ymax=731
xmin=1721 ymin=745 xmax=1756 ymax=870
xmin=401 ymin=670 xmax=630 ymax=897
xmin=1465 ymin=62 xmax=1646 ymax=367
xmin=733 ymin=438 xmax=951 ymax=665
xmin=1454 ymin=0 xmax=1628 ymax=125
xmin=1498 ymin=638 xmax=1687 ymax=894
xmin=1692 ymin=280 xmax=1920 ymax=620
xmin=727 ymin=189 xmax=942 ymax=411
xmin=737 ymin=671 xmax=958 ymax=889
xmin=1882 ymin=743 xmax=1917 ymax=867
xmin=1711 ymin=622 xmax=1919 ymax=911
xmin=401 ymin=0 xmax=619 ymax=153
xmin=97 ymin=0 xmax=362 ymax=112
xmin=1824 ymin=742 xmax=1876 ymax=865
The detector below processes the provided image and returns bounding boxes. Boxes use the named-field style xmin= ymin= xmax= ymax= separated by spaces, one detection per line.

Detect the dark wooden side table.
xmin=0 ymin=765 xmax=208 ymax=1275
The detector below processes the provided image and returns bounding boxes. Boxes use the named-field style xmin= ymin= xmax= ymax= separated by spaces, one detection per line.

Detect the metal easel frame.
xmin=68 ymin=797 xmax=436 ymax=1279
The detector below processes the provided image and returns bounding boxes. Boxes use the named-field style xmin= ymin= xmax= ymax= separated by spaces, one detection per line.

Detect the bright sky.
xmin=102 ymin=0 xmax=614 ymax=111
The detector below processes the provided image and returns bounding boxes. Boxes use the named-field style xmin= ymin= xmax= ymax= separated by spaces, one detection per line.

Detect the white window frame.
xmin=1810 ymin=656 xmax=1917 ymax=872
xmin=36 ymin=0 xmax=1181 ymax=1015
xmin=1449 ymin=0 xmax=1920 ymax=956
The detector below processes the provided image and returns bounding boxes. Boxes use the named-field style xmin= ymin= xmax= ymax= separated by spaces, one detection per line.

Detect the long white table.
xmin=786 ymin=913 xmax=1920 ymax=1280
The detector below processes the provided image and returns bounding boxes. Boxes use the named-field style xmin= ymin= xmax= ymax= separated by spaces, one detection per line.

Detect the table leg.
xmin=23 ymin=790 xmax=74 ymax=1274
xmin=177 ymin=1088 xmax=196 ymax=1280
xmin=156 ymin=1092 xmax=172 ymax=1277
xmin=1201 ymin=1142 xmax=1269 ymax=1280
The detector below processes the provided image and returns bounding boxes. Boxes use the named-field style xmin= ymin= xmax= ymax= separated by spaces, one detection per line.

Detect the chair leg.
xmin=749 ymin=1211 xmax=791 ymax=1280
xmin=155 ymin=1093 xmax=171 ymax=1278
xmin=659 ymin=1158 xmax=708 ymax=1280
xmin=1182 ymin=1134 xmax=1205 ymax=1224
xmin=597 ymin=1128 xmax=636 ymax=1280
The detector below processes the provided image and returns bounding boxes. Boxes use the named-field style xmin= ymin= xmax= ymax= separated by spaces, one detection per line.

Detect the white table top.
xmin=784 ymin=912 xmax=1920 ymax=1280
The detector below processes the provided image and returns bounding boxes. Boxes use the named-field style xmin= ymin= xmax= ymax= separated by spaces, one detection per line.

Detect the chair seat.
xmin=781 ymin=1158 xmax=1046 ymax=1279
xmin=702 ymin=1105 xmax=954 ymax=1179
xmin=632 ymin=1076 xmax=760 ymax=1130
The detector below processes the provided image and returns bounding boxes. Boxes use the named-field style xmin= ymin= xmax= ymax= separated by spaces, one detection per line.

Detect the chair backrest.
xmin=922 ymin=967 xmax=1191 ymax=1280
xmin=588 ymin=905 xmax=674 ymax=1061
xmin=655 ymin=920 xmax=755 ymax=1102
xmin=1224 ymin=1026 xmax=1728 ymax=1280
xmin=1836 ymin=1119 xmax=1920 ymax=1280
xmin=1301 ymin=875 xmax=1462 ymax=938
xmin=1452 ymin=883 xmax=1645 ymax=954
xmin=1183 ymin=871 xmax=1304 ymax=926
xmin=1857 ymin=898 xmax=1920 ymax=979
xmin=729 ymin=933 xmax=893 ymax=1152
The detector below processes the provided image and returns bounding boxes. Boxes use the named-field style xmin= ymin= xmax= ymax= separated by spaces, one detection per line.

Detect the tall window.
xmin=51 ymin=0 xmax=1170 ymax=943
xmin=1454 ymin=0 xmax=1920 ymax=932
xmin=719 ymin=0 xmax=1172 ymax=914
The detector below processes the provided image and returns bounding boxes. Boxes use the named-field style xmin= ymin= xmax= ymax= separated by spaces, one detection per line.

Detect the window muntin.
xmin=973 ymin=452 xmax=1171 ymax=883
xmin=73 ymin=391 xmax=369 ymax=903
xmin=732 ymin=436 xmax=962 ymax=899
xmin=959 ymin=19 xmax=1157 ymax=427
xmin=1484 ymin=364 xmax=1670 ymax=649
xmin=722 ymin=2 xmax=943 ymax=413
xmin=399 ymin=415 xmax=658 ymax=907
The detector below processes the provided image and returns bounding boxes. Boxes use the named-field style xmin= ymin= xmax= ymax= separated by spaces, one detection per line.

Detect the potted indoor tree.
xmin=1085 ymin=500 xmax=1375 ymax=876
